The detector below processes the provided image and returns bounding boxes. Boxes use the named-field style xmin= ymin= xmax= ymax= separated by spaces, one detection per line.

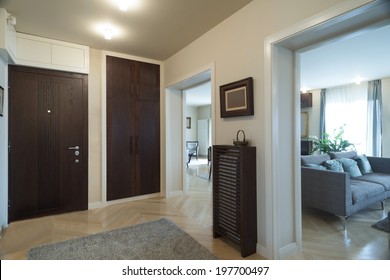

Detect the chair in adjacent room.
xmin=186 ymin=141 xmax=199 ymax=167
xmin=207 ymin=146 xmax=212 ymax=180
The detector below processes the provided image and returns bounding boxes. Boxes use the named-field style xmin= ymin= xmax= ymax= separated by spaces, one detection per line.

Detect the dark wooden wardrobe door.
xmin=8 ymin=66 xmax=88 ymax=222
xmin=106 ymin=56 xmax=136 ymax=199
xmin=135 ymin=62 xmax=160 ymax=195
xmin=106 ymin=56 xmax=160 ymax=200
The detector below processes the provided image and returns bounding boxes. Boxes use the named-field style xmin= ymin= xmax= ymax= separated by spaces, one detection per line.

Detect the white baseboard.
xmin=279 ymin=242 xmax=300 ymax=259
xmin=257 ymin=241 xmax=300 ymax=260
xmin=88 ymin=193 xmax=162 ymax=209
xmin=256 ymin=243 xmax=270 ymax=259
xmin=103 ymin=192 xmax=161 ymax=207
xmin=88 ymin=202 xmax=103 ymax=210
xmin=166 ymin=190 xmax=184 ymax=198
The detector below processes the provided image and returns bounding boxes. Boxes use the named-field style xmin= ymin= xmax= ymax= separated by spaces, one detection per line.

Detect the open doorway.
xmin=184 ymin=81 xmax=212 ymax=182
xmin=264 ymin=0 xmax=390 ymax=259
xmin=165 ymin=68 xmax=214 ymax=196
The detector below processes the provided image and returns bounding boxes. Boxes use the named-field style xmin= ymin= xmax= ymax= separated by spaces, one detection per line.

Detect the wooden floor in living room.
xmin=0 ymin=164 xmax=389 ymax=260
xmin=290 ymin=199 xmax=390 ymax=260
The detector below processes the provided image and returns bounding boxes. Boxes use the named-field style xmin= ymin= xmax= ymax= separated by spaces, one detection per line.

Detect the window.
xmin=325 ymin=82 xmax=368 ymax=154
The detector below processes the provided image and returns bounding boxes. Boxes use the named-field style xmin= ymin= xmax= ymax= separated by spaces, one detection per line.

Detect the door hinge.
xmin=8 ymin=141 xmax=10 ymax=153
xmin=8 ymin=200 xmax=10 ymax=208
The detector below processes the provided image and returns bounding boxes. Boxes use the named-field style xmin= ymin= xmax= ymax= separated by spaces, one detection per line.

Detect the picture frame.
xmin=301 ymin=111 xmax=309 ymax=139
xmin=186 ymin=117 xmax=191 ymax=129
xmin=220 ymin=77 xmax=254 ymax=118
xmin=300 ymin=92 xmax=312 ymax=108
xmin=0 ymin=86 xmax=4 ymax=117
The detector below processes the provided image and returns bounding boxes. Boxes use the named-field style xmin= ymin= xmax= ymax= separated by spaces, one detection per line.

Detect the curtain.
xmin=367 ymin=80 xmax=382 ymax=156
xmin=325 ymin=82 xmax=368 ymax=154
xmin=319 ymin=89 xmax=326 ymax=138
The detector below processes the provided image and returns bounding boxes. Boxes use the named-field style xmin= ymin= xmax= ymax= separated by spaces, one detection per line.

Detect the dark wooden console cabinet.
xmin=212 ymin=145 xmax=257 ymax=257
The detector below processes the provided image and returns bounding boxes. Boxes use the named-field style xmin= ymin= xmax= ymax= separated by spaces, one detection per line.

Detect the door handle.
xmin=68 ymin=146 xmax=80 ymax=150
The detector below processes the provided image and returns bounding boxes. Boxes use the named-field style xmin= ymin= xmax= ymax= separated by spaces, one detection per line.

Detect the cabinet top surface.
xmin=213 ymin=145 xmax=256 ymax=149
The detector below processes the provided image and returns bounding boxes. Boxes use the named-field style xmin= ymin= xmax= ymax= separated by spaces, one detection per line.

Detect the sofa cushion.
xmin=350 ymin=180 xmax=386 ymax=204
xmin=323 ymin=159 xmax=344 ymax=172
xmin=339 ymin=158 xmax=362 ymax=177
xmin=303 ymin=163 xmax=327 ymax=170
xmin=354 ymin=154 xmax=373 ymax=175
xmin=329 ymin=151 xmax=358 ymax=159
xmin=353 ymin=173 xmax=390 ymax=191
xmin=301 ymin=154 xmax=330 ymax=165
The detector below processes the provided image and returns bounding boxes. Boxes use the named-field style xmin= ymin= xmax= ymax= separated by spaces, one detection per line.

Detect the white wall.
xmin=185 ymin=106 xmax=197 ymax=141
xmin=166 ymin=88 xmax=183 ymax=193
xmin=164 ymin=0 xmax=347 ymax=259
xmin=198 ymin=105 xmax=211 ymax=120
xmin=88 ymin=48 xmax=102 ymax=205
xmin=0 ymin=58 xmax=8 ymax=229
xmin=198 ymin=105 xmax=212 ymax=155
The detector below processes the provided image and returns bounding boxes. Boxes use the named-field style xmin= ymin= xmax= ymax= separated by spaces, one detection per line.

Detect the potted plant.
xmin=309 ymin=125 xmax=354 ymax=154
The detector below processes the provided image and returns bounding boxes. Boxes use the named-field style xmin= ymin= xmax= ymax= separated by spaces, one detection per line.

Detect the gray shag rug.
xmin=27 ymin=218 xmax=217 ymax=260
xmin=371 ymin=216 xmax=390 ymax=233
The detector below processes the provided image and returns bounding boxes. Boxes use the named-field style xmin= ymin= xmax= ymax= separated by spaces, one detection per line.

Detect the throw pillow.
xmin=303 ymin=164 xmax=327 ymax=170
xmin=323 ymin=159 xmax=344 ymax=172
xmin=339 ymin=158 xmax=362 ymax=177
xmin=354 ymin=154 xmax=373 ymax=175
xmin=328 ymin=151 xmax=358 ymax=159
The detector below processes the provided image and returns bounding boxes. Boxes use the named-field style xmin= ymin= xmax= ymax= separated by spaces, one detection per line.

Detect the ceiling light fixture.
xmin=116 ymin=0 xmax=139 ymax=11
xmin=354 ymin=76 xmax=362 ymax=85
xmin=118 ymin=0 xmax=129 ymax=11
xmin=104 ymin=27 xmax=113 ymax=40
xmin=94 ymin=22 xmax=123 ymax=40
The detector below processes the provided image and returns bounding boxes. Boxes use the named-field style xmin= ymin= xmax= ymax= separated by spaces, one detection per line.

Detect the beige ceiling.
xmin=1 ymin=0 xmax=253 ymax=61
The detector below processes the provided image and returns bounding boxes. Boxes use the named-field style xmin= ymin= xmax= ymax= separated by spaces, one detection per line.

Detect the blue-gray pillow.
xmin=354 ymin=154 xmax=373 ymax=175
xmin=323 ymin=159 xmax=344 ymax=172
xmin=339 ymin=158 xmax=362 ymax=177
xmin=304 ymin=164 xmax=327 ymax=170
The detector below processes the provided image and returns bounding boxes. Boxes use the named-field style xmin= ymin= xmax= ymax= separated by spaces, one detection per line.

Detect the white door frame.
xmin=264 ymin=0 xmax=388 ymax=259
xmin=165 ymin=63 xmax=216 ymax=195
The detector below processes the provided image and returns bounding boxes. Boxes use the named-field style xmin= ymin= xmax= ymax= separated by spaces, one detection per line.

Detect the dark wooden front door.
xmin=8 ymin=66 xmax=88 ymax=222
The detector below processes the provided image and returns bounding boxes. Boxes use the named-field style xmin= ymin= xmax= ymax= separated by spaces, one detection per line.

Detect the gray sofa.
xmin=301 ymin=151 xmax=390 ymax=229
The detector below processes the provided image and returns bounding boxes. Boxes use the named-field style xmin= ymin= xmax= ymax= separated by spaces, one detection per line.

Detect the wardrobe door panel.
xmin=135 ymin=100 xmax=160 ymax=195
xmin=106 ymin=56 xmax=133 ymax=99
xmin=106 ymin=56 xmax=160 ymax=200
xmin=106 ymin=98 xmax=136 ymax=200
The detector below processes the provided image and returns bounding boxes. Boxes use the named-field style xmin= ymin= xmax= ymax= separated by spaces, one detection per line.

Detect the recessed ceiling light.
xmin=104 ymin=27 xmax=113 ymax=40
xmin=116 ymin=0 xmax=139 ymax=11
xmin=354 ymin=76 xmax=362 ymax=85
xmin=93 ymin=22 xmax=124 ymax=40
xmin=118 ymin=0 xmax=129 ymax=11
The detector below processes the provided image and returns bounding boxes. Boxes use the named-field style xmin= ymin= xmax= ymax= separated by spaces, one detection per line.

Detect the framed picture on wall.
xmin=300 ymin=92 xmax=312 ymax=108
xmin=301 ymin=111 xmax=309 ymax=138
xmin=0 ymin=86 xmax=4 ymax=117
xmin=220 ymin=77 xmax=254 ymax=118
